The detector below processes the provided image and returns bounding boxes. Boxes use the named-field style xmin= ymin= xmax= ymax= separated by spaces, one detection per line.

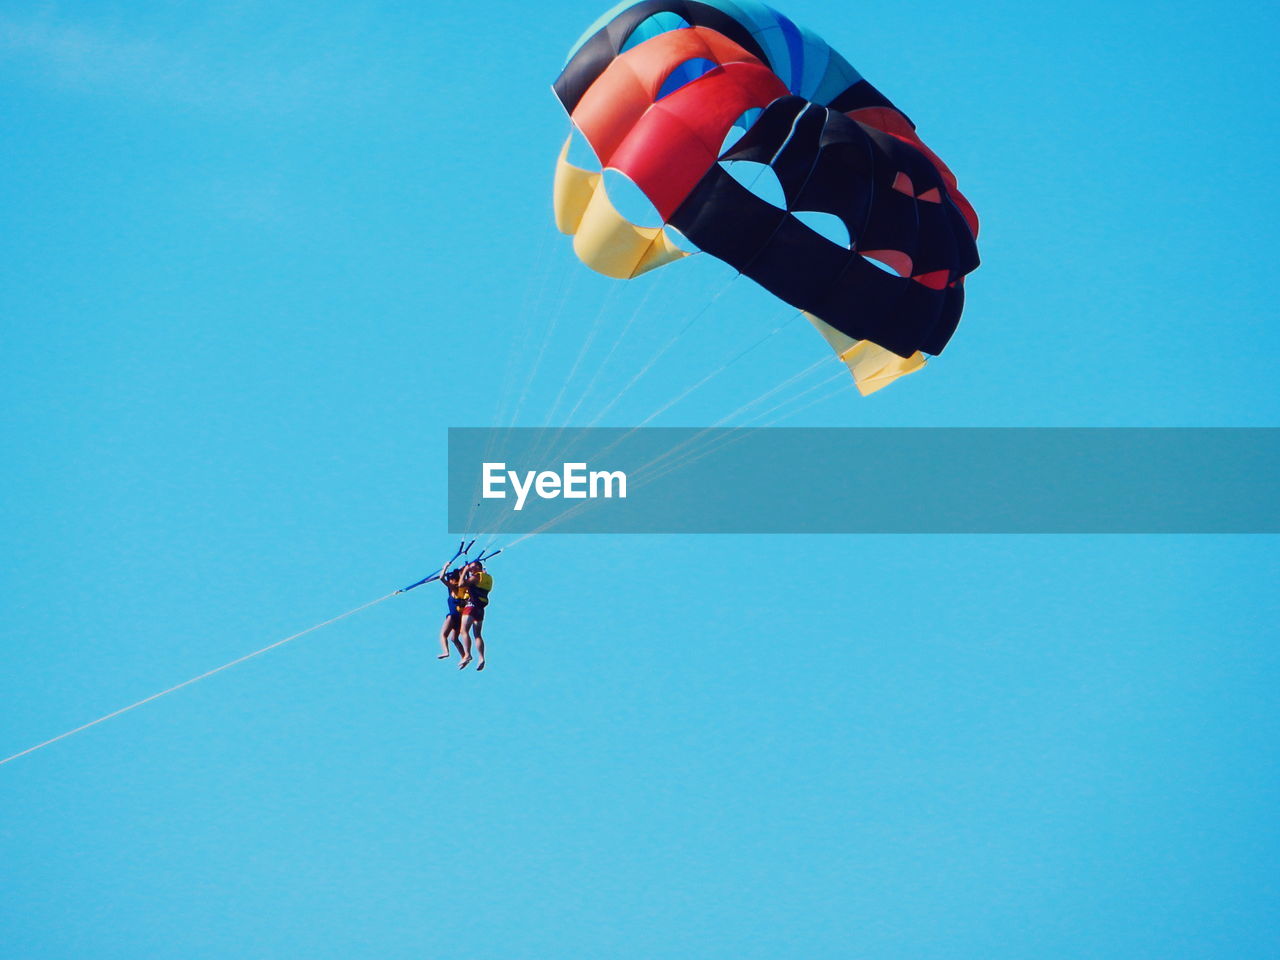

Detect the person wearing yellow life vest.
xmin=457 ymin=560 xmax=493 ymax=671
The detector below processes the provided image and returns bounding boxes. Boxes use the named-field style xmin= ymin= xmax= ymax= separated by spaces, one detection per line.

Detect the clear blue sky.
xmin=2 ymin=2 xmax=1278 ymax=958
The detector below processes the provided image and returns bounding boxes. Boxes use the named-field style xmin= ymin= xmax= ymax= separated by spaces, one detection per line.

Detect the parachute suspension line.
xmin=487 ymin=276 xmax=676 ymax=543
xmin=514 ymin=274 xmax=677 ymax=487
xmin=637 ymin=370 xmax=854 ymax=492
xmin=496 ymin=356 xmax=851 ymax=548
xmin=542 ymin=307 xmax=807 ymax=486
xmin=468 ymin=239 xmax=587 ymax=538
xmin=0 ymin=591 xmax=400 ymax=769
xmin=468 ymin=163 xmax=578 ymax=542
xmin=505 ymin=258 xmax=584 ymax=433
xmin=517 ymin=285 xmax=636 ymax=531
xmin=611 ymin=363 xmax=849 ymax=514
xmin=734 ymin=366 xmax=849 ymax=429
xmin=625 ymin=309 xmax=805 ymax=431
xmin=577 ymin=273 xmax=739 ymax=431
xmin=474 ymin=278 xmax=656 ymax=549
xmin=709 ymin=355 xmax=831 ymax=425
xmin=561 ymin=278 xmax=659 ymax=427
xmin=756 ymin=370 xmax=852 ymax=425
xmin=466 ymin=205 xmax=569 ymax=537
xmin=478 ymin=271 xmax=741 ymax=548
xmin=486 ymin=234 xmax=555 ymax=427
xmin=525 ymin=280 xmax=624 ymax=466
xmin=526 ymin=136 xmax=782 ymax=470
xmin=636 ymin=366 xmax=850 ymax=489
xmin=539 ymin=281 xmax=621 ymax=428
xmin=619 ymin=354 xmax=830 ymax=483
xmin=487 ymin=194 xmax=567 ymax=437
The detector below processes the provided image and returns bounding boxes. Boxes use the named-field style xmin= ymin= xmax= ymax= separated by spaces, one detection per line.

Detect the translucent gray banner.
xmin=448 ymin=428 xmax=1279 ymax=534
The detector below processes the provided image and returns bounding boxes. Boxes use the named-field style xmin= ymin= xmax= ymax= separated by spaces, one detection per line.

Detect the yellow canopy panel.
xmin=554 ymin=138 xmax=690 ymax=280
xmin=805 ymin=313 xmax=927 ymax=396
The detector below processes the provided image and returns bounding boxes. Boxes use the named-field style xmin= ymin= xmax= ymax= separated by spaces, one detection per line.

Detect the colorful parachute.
xmin=553 ymin=1 xmax=980 ymax=394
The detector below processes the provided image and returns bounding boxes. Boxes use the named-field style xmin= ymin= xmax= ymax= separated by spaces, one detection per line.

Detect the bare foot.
xmin=437 ymin=653 xmax=450 ymax=660
xmin=476 ymin=660 xmax=486 ymax=672
xmin=458 ymin=656 xmax=472 ymax=670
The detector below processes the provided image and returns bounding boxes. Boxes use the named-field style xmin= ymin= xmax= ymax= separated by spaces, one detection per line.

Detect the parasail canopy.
xmin=552 ymin=0 xmax=980 ymax=395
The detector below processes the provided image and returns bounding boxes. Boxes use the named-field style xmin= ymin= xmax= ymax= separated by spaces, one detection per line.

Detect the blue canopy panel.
xmin=563 ymin=0 xmax=863 ymax=105
xmin=619 ymin=10 xmax=691 ymax=52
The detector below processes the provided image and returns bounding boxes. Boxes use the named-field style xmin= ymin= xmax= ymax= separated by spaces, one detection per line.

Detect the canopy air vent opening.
xmin=859 ymin=249 xmax=913 ymax=277
xmin=663 ymin=222 xmax=700 ymax=253
xmin=719 ymin=107 xmax=764 ymax=154
xmin=893 ymin=171 xmax=943 ymax=204
xmin=656 ymin=58 xmax=718 ymax=100
xmin=601 ymin=168 xmax=665 ymax=228
xmin=793 ymin=211 xmax=850 ymax=247
xmin=719 ymin=160 xmax=786 ymax=208
xmin=565 ymin=125 xmax=601 ymax=170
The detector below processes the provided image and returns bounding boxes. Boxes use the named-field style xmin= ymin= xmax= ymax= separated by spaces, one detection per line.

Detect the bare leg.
xmin=458 ymin=614 xmax=474 ymax=669
xmin=473 ymin=621 xmax=486 ymax=671
xmin=438 ymin=615 xmax=457 ymax=659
